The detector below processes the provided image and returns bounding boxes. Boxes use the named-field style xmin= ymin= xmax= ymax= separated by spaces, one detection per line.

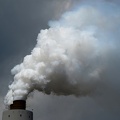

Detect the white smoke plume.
xmin=4 ymin=1 xmax=120 ymax=106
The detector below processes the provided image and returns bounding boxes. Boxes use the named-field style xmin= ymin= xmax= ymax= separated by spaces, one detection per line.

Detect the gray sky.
xmin=0 ymin=0 xmax=120 ymax=120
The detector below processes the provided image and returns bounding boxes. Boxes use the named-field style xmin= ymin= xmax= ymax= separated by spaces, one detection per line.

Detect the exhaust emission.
xmin=3 ymin=2 xmax=120 ymax=120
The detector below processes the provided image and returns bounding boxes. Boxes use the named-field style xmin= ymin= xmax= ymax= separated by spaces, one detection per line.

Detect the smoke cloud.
xmin=4 ymin=1 xmax=120 ymax=107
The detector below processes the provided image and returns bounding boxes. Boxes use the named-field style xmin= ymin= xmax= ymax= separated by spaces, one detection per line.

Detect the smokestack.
xmin=10 ymin=100 xmax=26 ymax=110
xmin=2 ymin=100 xmax=33 ymax=120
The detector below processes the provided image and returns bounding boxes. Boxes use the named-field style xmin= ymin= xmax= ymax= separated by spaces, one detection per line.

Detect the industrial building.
xmin=2 ymin=100 xmax=33 ymax=120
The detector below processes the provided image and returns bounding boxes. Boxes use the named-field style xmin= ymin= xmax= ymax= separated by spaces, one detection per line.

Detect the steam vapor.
xmin=5 ymin=1 xmax=120 ymax=106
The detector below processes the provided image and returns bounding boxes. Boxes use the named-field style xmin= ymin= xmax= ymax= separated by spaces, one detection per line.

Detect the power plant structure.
xmin=2 ymin=100 xmax=33 ymax=120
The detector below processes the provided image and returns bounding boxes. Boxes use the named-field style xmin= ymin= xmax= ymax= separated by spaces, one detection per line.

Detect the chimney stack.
xmin=2 ymin=100 xmax=33 ymax=120
xmin=10 ymin=100 xmax=26 ymax=110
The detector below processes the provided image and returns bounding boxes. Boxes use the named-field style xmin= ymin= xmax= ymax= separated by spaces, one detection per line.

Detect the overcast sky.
xmin=0 ymin=0 xmax=120 ymax=120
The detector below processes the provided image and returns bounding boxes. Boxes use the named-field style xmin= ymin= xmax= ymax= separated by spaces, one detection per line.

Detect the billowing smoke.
xmin=4 ymin=1 xmax=120 ymax=106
